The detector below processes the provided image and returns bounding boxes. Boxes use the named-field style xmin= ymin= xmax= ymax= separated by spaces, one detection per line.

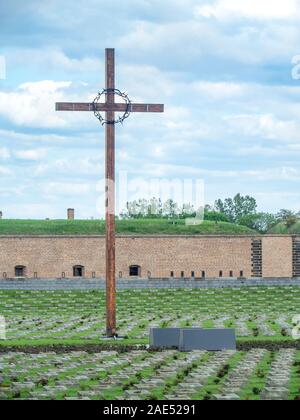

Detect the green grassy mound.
xmin=0 ymin=219 xmax=256 ymax=235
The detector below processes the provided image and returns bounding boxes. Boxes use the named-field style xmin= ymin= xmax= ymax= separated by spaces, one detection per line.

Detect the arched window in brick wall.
xmin=73 ymin=265 xmax=84 ymax=278
xmin=15 ymin=266 xmax=26 ymax=277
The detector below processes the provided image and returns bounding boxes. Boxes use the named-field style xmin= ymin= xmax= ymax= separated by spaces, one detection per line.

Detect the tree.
xmin=285 ymin=215 xmax=298 ymax=228
xmin=276 ymin=209 xmax=299 ymax=229
xmin=215 ymin=194 xmax=257 ymax=222
xmin=276 ymin=209 xmax=295 ymax=222
xmin=204 ymin=211 xmax=229 ymax=223
xmin=148 ymin=197 xmax=162 ymax=218
xmin=205 ymin=204 xmax=213 ymax=212
xmin=126 ymin=200 xmax=139 ymax=218
xmin=214 ymin=199 xmax=225 ymax=215
xmin=163 ymin=199 xmax=179 ymax=218
xmin=238 ymin=213 xmax=277 ymax=233
xmin=180 ymin=203 xmax=196 ymax=219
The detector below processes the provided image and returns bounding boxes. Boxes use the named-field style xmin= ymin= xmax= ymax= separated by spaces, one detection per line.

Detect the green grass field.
xmin=0 ymin=348 xmax=299 ymax=400
xmin=0 ymin=287 xmax=299 ymax=346
xmin=0 ymin=287 xmax=299 ymax=400
xmin=0 ymin=219 xmax=256 ymax=235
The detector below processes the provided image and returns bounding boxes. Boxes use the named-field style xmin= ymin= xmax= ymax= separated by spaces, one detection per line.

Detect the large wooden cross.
xmin=56 ymin=48 xmax=164 ymax=337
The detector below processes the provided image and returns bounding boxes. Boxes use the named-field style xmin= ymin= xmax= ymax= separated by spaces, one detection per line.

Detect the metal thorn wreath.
xmin=93 ymin=88 xmax=131 ymax=125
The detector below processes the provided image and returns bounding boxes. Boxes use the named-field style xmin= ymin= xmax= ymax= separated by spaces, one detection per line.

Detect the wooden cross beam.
xmin=56 ymin=48 xmax=164 ymax=338
xmin=56 ymin=103 xmax=164 ymax=113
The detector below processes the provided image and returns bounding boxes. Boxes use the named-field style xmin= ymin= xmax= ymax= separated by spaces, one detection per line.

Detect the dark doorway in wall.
xmin=15 ymin=266 xmax=26 ymax=277
xmin=73 ymin=265 xmax=84 ymax=277
xmin=129 ymin=265 xmax=141 ymax=277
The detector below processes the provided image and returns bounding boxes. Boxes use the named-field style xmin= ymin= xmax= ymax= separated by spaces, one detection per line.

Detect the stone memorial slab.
xmin=179 ymin=328 xmax=236 ymax=351
xmin=150 ymin=328 xmax=181 ymax=348
xmin=150 ymin=328 xmax=236 ymax=351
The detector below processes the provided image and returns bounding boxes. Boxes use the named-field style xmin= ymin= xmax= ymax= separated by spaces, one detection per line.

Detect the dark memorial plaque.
xmin=150 ymin=328 xmax=181 ymax=349
xmin=150 ymin=328 xmax=236 ymax=351
xmin=179 ymin=328 xmax=236 ymax=352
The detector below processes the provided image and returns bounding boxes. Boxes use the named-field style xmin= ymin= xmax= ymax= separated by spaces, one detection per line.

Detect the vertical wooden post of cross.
xmin=105 ymin=49 xmax=116 ymax=337
xmin=55 ymin=48 xmax=164 ymax=339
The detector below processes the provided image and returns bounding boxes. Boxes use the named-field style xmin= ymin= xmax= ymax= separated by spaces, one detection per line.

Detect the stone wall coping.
xmin=1 ymin=277 xmax=299 ymax=281
xmin=1 ymin=277 xmax=299 ymax=282
xmin=0 ymin=278 xmax=299 ymax=291
xmin=0 ymin=234 xmax=298 ymax=239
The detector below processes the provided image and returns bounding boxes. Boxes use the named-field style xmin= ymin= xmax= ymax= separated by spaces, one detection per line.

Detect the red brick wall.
xmin=0 ymin=235 xmax=294 ymax=279
xmin=262 ymin=236 xmax=293 ymax=278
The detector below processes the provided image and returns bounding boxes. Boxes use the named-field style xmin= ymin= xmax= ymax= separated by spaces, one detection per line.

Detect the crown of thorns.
xmin=93 ymin=88 xmax=131 ymax=125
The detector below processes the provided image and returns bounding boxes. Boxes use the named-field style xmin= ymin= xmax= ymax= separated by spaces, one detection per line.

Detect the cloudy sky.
xmin=1 ymin=0 xmax=300 ymax=219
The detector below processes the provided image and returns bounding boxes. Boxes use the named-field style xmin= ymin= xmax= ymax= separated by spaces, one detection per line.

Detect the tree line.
xmin=120 ymin=194 xmax=300 ymax=233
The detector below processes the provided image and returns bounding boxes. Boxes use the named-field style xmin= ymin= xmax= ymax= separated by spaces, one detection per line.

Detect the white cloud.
xmin=14 ymin=149 xmax=47 ymax=161
xmin=195 ymin=0 xmax=298 ymax=20
xmin=0 ymin=186 xmax=21 ymax=195
xmin=0 ymin=129 xmax=99 ymax=147
xmin=0 ymin=55 xmax=6 ymax=80
xmin=1 ymin=3 xmax=300 ymax=217
xmin=255 ymin=191 xmax=300 ymax=212
xmin=35 ymin=157 xmax=102 ymax=177
xmin=0 ymin=166 xmax=12 ymax=176
xmin=192 ymin=81 xmax=245 ymax=99
xmin=25 ymin=50 xmax=101 ymax=73
xmin=224 ymin=114 xmax=300 ymax=142
xmin=119 ymin=63 xmax=175 ymax=100
xmin=19 ymin=80 xmax=71 ymax=94
xmin=0 ymin=147 xmax=10 ymax=160
xmin=0 ymin=80 xmax=72 ymax=128
xmin=7 ymin=203 xmax=59 ymax=220
xmin=44 ymin=182 xmax=92 ymax=196
xmin=118 ymin=18 xmax=299 ymax=67
xmin=138 ymin=162 xmax=300 ymax=183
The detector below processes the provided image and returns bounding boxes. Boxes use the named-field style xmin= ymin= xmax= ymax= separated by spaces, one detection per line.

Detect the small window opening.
xmin=73 ymin=265 xmax=84 ymax=277
xmin=129 ymin=265 xmax=141 ymax=277
xmin=15 ymin=266 xmax=26 ymax=277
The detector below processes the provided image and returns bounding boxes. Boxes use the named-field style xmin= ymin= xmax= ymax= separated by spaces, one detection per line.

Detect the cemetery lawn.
xmin=0 ymin=287 xmax=299 ymax=401
xmin=0 ymin=287 xmax=299 ymax=347
xmin=0 ymin=349 xmax=299 ymax=400
xmin=0 ymin=219 xmax=256 ymax=235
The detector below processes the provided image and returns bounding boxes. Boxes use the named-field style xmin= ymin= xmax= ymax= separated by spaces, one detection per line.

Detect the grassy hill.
xmin=269 ymin=221 xmax=300 ymax=234
xmin=0 ymin=219 xmax=256 ymax=235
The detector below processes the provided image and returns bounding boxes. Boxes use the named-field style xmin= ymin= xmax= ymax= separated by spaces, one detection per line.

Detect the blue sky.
xmin=1 ymin=0 xmax=300 ymax=219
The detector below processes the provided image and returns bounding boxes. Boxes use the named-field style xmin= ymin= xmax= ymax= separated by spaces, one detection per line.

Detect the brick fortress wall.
xmin=0 ymin=235 xmax=296 ymax=280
